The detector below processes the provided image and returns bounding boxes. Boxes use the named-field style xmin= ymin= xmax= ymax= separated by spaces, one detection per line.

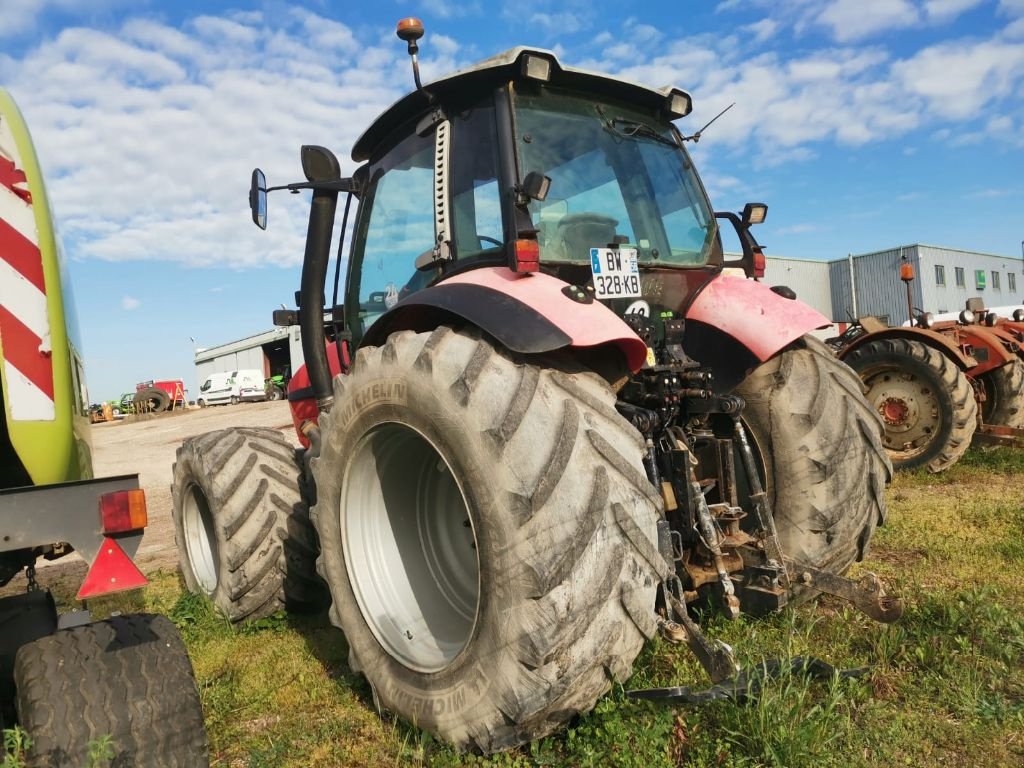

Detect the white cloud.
xmin=924 ymin=0 xmax=985 ymax=21
xmin=121 ymin=295 xmax=140 ymax=310
xmin=893 ymin=39 xmax=1024 ymax=119
xmin=775 ymin=222 xmax=822 ymax=235
xmin=999 ymin=0 xmax=1024 ymax=15
xmin=816 ymin=0 xmax=919 ymax=42
xmin=1 ymin=11 xmax=467 ymax=269
xmin=742 ymin=19 xmax=780 ymax=43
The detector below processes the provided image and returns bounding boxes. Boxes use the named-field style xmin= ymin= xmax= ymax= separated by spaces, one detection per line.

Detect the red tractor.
xmin=171 ymin=21 xmax=896 ymax=752
xmin=829 ymin=296 xmax=1024 ymax=472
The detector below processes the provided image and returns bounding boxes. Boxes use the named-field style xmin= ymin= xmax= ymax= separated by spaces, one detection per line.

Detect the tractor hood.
xmin=352 ymin=47 xmax=693 ymax=162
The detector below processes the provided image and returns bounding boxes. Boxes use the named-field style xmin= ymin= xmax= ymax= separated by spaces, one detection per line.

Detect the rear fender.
xmin=837 ymin=326 xmax=977 ymax=370
xmin=684 ymin=274 xmax=831 ymax=362
xmin=955 ymin=326 xmax=1017 ymax=375
xmin=359 ymin=266 xmax=648 ymax=372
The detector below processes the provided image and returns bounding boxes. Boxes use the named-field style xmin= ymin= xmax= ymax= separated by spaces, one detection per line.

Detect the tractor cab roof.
xmin=352 ymin=47 xmax=693 ymax=162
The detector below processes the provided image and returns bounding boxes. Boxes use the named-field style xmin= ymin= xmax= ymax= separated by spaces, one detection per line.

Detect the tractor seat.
xmin=547 ymin=212 xmax=619 ymax=261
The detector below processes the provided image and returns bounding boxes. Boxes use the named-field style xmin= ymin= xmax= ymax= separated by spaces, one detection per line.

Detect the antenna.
xmin=682 ymin=102 xmax=735 ymax=143
xmin=396 ymin=17 xmax=426 ymax=94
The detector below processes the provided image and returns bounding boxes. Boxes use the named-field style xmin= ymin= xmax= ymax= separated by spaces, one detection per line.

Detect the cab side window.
xmin=450 ymin=105 xmax=503 ymax=259
xmin=350 ymin=131 xmax=435 ymax=337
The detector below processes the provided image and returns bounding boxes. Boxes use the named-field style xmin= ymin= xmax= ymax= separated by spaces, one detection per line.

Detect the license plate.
xmin=590 ymin=247 xmax=641 ymax=299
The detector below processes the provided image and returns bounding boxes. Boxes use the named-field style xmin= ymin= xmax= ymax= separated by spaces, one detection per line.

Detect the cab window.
xmin=348 ymin=130 xmax=435 ymax=338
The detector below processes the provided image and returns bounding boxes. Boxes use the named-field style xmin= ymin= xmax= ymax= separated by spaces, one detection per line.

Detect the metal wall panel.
xmin=763 ymin=257 xmax=833 ymax=317
xmin=830 ymin=246 xmax=923 ymax=324
xmin=915 ymin=245 xmax=1024 ymax=314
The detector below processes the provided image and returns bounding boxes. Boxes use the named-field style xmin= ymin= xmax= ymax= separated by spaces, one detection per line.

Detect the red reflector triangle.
xmin=76 ymin=537 xmax=148 ymax=600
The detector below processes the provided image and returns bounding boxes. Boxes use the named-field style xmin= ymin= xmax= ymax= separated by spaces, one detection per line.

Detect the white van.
xmin=197 ymin=369 xmax=267 ymax=407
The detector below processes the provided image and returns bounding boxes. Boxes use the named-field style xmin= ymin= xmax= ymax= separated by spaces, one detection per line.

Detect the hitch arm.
xmin=787 ymin=560 xmax=903 ymax=623
xmin=664 ymin=594 xmax=739 ymax=683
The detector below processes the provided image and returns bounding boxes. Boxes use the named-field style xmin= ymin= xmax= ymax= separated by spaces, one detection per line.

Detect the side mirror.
xmin=741 ymin=202 xmax=767 ymax=226
xmin=521 ymin=171 xmax=552 ymax=202
xmin=249 ymin=168 xmax=267 ymax=230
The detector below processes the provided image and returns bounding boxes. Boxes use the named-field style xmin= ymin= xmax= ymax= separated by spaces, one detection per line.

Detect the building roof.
xmin=194 ymin=327 xmax=288 ymax=363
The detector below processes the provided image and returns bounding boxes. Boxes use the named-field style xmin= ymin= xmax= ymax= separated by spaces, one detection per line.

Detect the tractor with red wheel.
xmin=828 ymin=292 xmax=1024 ymax=472
xmin=171 ymin=21 xmax=897 ymax=752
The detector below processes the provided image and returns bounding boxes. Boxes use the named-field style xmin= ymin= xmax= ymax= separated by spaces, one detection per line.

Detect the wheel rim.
xmin=861 ymin=365 xmax=940 ymax=459
xmin=341 ymin=423 xmax=479 ymax=674
xmin=182 ymin=483 xmax=219 ymax=593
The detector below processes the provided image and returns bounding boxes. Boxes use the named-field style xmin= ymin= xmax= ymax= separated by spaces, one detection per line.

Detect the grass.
xmin=24 ymin=444 xmax=1024 ymax=767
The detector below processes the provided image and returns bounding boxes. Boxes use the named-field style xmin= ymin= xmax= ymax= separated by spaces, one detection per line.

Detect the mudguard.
xmin=360 ymin=266 xmax=649 ymax=372
xmin=955 ymin=325 xmax=1017 ymax=376
xmin=684 ymin=274 xmax=830 ymax=362
xmin=837 ymin=324 xmax=977 ymax=370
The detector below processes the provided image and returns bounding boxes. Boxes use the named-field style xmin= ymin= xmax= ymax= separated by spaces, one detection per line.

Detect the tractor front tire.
xmin=979 ymin=359 xmax=1024 ymax=428
xmin=737 ymin=336 xmax=891 ymax=579
xmin=311 ymin=328 xmax=665 ymax=752
xmin=171 ymin=427 xmax=328 ymax=623
xmin=134 ymin=387 xmax=170 ymax=413
xmin=14 ymin=614 xmax=208 ymax=767
xmin=843 ymin=337 xmax=976 ymax=472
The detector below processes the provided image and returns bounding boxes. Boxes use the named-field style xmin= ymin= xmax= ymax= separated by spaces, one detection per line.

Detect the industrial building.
xmin=828 ymin=244 xmax=1023 ymax=326
xmin=194 ymin=243 xmax=1024 ymax=383
xmin=193 ymin=327 xmax=298 ymax=386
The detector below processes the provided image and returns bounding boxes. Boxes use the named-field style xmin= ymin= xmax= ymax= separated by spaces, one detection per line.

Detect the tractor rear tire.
xmin=310 ymin=327 xmax=665 ymax=753
xmin=171 ymin=427 xmax=328 ymax=623
xmin=13 ymin=614 xmax=208 ymax=767
xmin=843 ymin=337 xmax=976 ymax=472
xmin=979 ymin=359 xmax=1024 ymax=427
xmin=134 ymin=387 xmax=170 ymax=413
xmin=737 ymin=337 xmax=891 ymax=584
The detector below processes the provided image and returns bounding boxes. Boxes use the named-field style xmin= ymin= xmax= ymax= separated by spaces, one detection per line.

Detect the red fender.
xmin=685 ymin=275 xmax=830 ymax=362
xmin=427 ymin=267 xmax=649 ymax=371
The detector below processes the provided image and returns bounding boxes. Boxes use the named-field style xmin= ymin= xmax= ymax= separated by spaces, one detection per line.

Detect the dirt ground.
xmin=38 ymin=401 xmax=297 ymax=582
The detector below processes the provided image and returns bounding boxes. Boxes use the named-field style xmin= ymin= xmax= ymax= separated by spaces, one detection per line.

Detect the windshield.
xmin=513 ymin=86 xmax=718 ymax=267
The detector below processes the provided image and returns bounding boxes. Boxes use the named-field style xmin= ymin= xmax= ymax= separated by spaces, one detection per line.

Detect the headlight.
xmin=1014 ymin=308 xmax=1024 ymax=322
xmin=959 ymin=309 xmax=976 ymax=324
xmin=916 ymin=312 xmax=934 ymax=329
xmin=985 ymin=313 xmax=999 ymax=327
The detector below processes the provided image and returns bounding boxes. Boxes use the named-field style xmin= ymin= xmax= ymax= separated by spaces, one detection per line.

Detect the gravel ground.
xmin=20 ymin=401 xmax=299 ymax=588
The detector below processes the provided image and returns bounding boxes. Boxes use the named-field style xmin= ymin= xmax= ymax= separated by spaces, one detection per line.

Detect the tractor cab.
xmin=342 ymin=42 xmax=767 ymax=344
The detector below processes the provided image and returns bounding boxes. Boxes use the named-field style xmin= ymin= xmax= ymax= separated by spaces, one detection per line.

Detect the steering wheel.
xmin=478 ymin=235 xmax=503 ymax=247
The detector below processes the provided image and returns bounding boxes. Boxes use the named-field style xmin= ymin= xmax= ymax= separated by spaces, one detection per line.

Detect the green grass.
xmin=38 ymin=444 xmax=1024 ymax=767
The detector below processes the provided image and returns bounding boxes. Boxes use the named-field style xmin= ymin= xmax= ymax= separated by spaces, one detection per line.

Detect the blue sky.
xmin=2 ymin=0 xmax=1023 ymax=400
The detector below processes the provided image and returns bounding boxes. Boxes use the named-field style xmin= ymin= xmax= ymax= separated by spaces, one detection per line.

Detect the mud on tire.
xmin=979 ymin=358 xmax=1024 ymax=428
xmin=843 ymin=337 xmax=976 ymax=473
xmin=14 ymin=614 xmax=208 ymax=767
xmin=171 ymin=427 xmax=327 ymax=623
xmin=737 ymin=336 xmax=892 ymax=578
xmin=310 ymin=327 xmax=665 ymax=752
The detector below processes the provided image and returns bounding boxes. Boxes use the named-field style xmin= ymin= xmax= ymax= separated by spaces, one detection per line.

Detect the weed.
xmin=86 ymin=735 xmax=116 ymax=768
xmin=1 ymin=727 xmax=30 ymax=768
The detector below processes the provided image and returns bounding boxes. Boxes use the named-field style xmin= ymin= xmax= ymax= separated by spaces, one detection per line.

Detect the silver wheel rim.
xmin=182 ymin=483 xmax=219 ymax=593
xmin=342 ymin=423 xmax=480 ymax=673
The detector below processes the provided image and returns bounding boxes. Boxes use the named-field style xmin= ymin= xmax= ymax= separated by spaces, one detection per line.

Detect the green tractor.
xmin=0 ymin=89 xmax=208 ymax=766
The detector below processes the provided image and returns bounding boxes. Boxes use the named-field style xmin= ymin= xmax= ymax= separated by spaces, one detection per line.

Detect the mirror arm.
xmin=715 ymin=211 xmax=762 ymax=280
xmin=264 ymin=178 xmax=360 ymax=195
